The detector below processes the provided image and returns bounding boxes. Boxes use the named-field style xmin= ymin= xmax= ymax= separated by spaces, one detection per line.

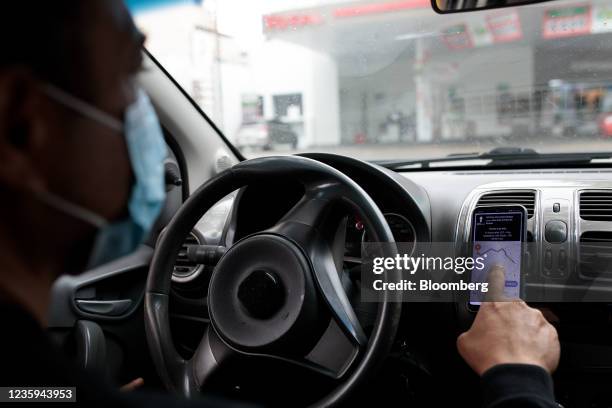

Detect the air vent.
xmin=579 ymin=231 xmax=612 ymax=278
xmin=172 ymin=231 xmax=203 ymax=282
xmin=476 ymin=191 xmax=536 ymax=218
xmin=580 ymin=191 xmax=612 ymax=221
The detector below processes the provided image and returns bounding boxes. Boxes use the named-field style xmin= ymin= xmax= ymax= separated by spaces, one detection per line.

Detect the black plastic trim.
xmin=163 ymin=126 xmax=190 ymax=199
xmin=48 ymin=246 xmax=153 ymax=328
xmin=143 ymin=48 xmax=245 ymax=162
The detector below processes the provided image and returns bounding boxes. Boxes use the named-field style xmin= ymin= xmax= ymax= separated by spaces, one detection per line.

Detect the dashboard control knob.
xmin=545 ymin=221 xmax=567 ymax=243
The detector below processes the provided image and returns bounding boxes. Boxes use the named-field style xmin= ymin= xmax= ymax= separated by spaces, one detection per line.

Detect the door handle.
xmin=75 ymin=299 xmax=133 ymax=316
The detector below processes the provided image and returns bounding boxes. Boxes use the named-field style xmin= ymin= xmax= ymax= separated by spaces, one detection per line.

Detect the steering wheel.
xmin=145 ymin=156 xmax=401 ymax=407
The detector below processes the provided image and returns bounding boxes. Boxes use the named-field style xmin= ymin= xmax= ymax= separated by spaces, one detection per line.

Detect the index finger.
xmin=484 ymin=265 xmax=508 ymax=302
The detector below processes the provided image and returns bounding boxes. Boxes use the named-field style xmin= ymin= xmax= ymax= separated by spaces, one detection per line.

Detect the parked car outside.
xmin=235 ymin=118 xmax=298 ymax=151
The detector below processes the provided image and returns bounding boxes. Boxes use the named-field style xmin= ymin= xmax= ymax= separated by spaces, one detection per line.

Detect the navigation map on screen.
xmin=470 ymin=209 xmax=524 ymax=305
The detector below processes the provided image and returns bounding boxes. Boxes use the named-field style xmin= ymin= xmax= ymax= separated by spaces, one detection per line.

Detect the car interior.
xmin=44 ymin=0 xmax=612 ymax=407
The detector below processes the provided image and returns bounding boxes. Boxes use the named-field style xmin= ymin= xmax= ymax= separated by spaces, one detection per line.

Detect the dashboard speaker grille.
xmin=173 ymin=232 xmax=201 ymax=279
xmin=580 ymin=191 xmax=612 ymax=221
xmin=476 ymin=191 xmax=536 ymax=218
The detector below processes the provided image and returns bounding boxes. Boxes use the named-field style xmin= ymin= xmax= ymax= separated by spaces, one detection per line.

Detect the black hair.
xmin=0 ymin=1 xmax=88 ymax=93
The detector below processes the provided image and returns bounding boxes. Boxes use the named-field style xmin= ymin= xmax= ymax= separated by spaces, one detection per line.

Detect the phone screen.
xmin=470 ymin=206 xmax=526 ymax=306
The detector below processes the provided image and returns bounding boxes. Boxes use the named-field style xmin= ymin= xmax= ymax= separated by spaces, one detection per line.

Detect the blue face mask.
xmin=39 ymin=85 xmax=167 ymax=268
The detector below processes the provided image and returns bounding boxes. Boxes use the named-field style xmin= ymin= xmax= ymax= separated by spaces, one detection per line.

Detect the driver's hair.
xmin=0 ymin=1 xmax=88 ymax=94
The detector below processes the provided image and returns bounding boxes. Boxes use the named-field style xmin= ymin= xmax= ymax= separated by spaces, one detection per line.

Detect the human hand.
xmin=457 ymin=266 xmax=560 ymax=375
xmin=120 ymin=377 xmax=144 ymax=392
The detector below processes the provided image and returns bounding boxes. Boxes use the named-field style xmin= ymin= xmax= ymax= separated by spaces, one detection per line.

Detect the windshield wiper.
xmin=377 ymin=148 xmax=612 ymax=170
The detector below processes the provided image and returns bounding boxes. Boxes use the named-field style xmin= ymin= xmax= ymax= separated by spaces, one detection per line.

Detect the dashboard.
xmin=166 ymin=157 xmax=612 ymax=407
xmin=169 ymin=153 xmax=431 ymax=284
xmin=345 ymin=212 xmax=417 ymax=260
xmin=172 ymin=162 xmax=612 ymax=314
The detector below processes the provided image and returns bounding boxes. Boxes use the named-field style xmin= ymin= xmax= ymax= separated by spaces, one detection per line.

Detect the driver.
xmin=0 ymin=1 xmax=560 ymax=407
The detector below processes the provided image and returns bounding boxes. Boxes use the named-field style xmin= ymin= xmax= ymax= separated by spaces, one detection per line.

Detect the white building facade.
xmin=132 ymin=0 xmax=612 ymax=149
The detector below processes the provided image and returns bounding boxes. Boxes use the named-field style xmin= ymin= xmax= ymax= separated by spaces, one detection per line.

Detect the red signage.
xmin=487 ymin=10 xmax=523 ymax=43
xmin=334 ymin=0 xmax=429 ymax=18
xmin=263 ymin=13 xmax=323 ymax=31
xmin=542 ymin=5 xmax=591 ymax=39
xmin=442 ymin=24 xmax=473 ymax=50
xmin=265 ymin=0 xmax=430 ymax=32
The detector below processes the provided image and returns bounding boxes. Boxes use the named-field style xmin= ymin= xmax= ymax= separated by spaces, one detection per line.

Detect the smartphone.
xmin=468 ymin=205 xmax=527 ymax=310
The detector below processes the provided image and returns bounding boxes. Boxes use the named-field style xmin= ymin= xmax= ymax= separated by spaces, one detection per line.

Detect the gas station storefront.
xmin=261 ymin=0 xmax=612 ymax=147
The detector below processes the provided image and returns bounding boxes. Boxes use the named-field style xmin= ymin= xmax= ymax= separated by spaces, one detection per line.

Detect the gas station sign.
xmin=543 ymin=5 xmax=592 ymax=39
xmin=442 ymin=24 xmax=472 ymax=50
xmin=263 ymin=13 xmax=324 ymax=31
xmin=487 ymin=10 xmax=523 ymax=43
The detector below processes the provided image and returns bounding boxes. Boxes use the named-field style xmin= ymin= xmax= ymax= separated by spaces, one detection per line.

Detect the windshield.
xmin=129 ymin=0 xmax=612 ymax=162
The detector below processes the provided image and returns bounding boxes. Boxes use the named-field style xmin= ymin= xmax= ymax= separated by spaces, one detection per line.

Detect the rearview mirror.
xmin=432 ymin=0 xmax=553 ymax=14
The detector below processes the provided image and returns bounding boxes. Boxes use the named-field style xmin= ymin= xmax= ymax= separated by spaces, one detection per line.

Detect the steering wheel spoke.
xmin=268 ymin=182 xmax=367 ymax=349
xmin=189 ymin=326 xmax=233 ymax=391
xmin=309 ymin=237 xmax=367 ymax=348
xmin=270 ymin=180 xmax=344 ymax=236
xmin=303 ymin=317 xmax=362 ymax=378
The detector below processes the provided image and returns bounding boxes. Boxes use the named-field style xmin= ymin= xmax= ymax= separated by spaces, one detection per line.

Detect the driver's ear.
xmin=0 ymin=69 xmax=49 ymax=193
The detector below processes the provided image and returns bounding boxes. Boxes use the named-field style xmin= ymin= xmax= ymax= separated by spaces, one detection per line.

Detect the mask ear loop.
xmin=31 ymin=84 xmax=119 ymax=229
xmin=43 ymin=84 xmax=123 ymax=133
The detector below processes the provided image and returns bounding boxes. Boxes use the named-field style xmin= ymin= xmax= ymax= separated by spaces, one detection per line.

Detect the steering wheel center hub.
xmin=237 ymin=269 xmax=285 ymax=319
xmin=208 ymin=233 xmax=320 ymax=351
